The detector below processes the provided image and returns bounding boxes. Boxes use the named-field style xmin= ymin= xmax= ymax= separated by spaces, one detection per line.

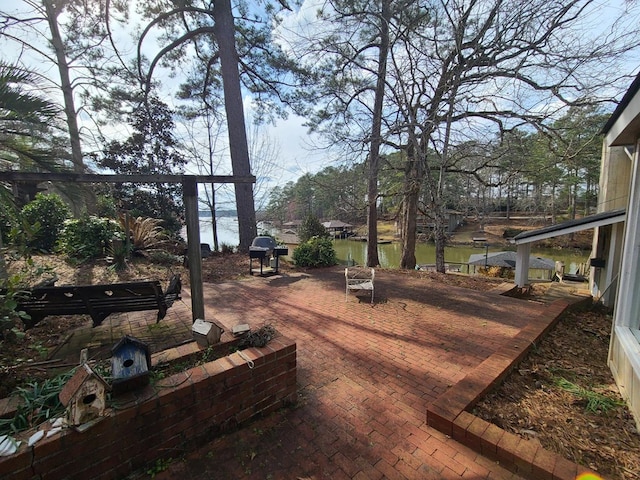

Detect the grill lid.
xmin=251 ymin=236 xmax=277 ymax=250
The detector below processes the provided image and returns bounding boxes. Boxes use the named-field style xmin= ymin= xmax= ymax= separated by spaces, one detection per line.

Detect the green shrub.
xmin=95 ymin=194 xmax=117 ymax=218
xmin=58 ymin=216 xmax=121 ymax=259
xmin=19 ymin=193 xmax=71 ymax=252
xmin=0 ymin=241 xmax=55 ymax=340
xmin=0 ymin=369 xmax=75 ymax=435
xmin=118 ymin=215 xmax=169 ymax=253
xmin=292 ymin=236 xmax=337 ymax=268
xmin=0 ymin=202 xmax=18 ymax=245
xmin=145 ymin=249 xmax=181 ymax=266
xmin=106 ymin=239 xmax=132 ymax=271
xmin=0 ymin=274 xmax=30 ymax=341
xmin=298 ymin=214 xmax=329 ymax=243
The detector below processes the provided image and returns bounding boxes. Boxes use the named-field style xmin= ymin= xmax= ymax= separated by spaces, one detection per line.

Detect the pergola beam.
xmin=0 ymin=172 xmax=255 ymax=184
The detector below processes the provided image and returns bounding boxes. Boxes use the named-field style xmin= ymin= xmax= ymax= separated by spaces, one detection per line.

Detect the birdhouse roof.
xmin=59 ymin=364 xmax=109 ymax=406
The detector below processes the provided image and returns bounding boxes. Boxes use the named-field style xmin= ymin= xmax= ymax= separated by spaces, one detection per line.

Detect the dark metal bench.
xmin=12 ymin=276 xmax=181 ymax=329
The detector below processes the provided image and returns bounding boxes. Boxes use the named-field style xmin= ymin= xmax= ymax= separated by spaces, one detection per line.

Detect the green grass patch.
xmin=554 ymin=377 xmax=624 ymax=413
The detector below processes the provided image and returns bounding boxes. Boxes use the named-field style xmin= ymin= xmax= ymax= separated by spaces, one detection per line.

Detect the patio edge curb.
xmin=426 ymin=298 xmax=600 ymax=480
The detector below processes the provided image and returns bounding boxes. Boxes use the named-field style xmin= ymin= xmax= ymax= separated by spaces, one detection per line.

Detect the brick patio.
xmin=107 ymin=266 xmax=591 ymax=480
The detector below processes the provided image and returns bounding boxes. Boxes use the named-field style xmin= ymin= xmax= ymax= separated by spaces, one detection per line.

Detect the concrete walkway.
xmin=111 ymin=267 xmax=580 ymax=480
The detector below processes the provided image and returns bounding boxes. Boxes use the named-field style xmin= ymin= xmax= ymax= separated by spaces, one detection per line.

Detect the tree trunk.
xmin=433 ymin=208 xmax=446 ymax=272
xmin=551 ymin=183 xmax=557 ymax=223
xmin=399 ymin=176 xmax=420 ymax=269
xmin=205 ymin=113 xmax=219 ymax=252
xmin=43 ymin=0 xmax=84 ymax=174
xmin=214 ymin=0 xmax=257 ymax=251
xmin=585 ymin=176 xmax=591 ymax=216
xmin=209 ymin=187 xmax=219 ymax=252
xmin=432 ymin=186 xmax=447 ymax=273
xmin=0 ymin=234 xmax=7 ymax=282
xmin=506 ymin=180 xmax=511 ymax=220
xmin=366 ymin=0 xmax=390 ymax=268
xmin=570 ymin=174 xmax=577 ymax=220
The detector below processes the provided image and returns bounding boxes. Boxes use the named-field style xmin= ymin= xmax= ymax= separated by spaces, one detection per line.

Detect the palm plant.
xmin=0 ymin=61 xmax=64 ymax=173
xmin=118 ymin=214 xmax=169 ymax=253
xmin=0 ymin=61 xmax=72 ymax=228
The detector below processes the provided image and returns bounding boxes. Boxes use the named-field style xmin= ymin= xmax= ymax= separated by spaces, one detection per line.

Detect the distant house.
xmin=322 ymin=220 xmax=353 ymax=238
xmin=282 ymin=220 xmax=303 ymax=231
xmin=510 ymin=73 xmax=640 ymax=430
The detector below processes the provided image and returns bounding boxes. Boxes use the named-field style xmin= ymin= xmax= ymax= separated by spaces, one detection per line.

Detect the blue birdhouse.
xmin=111 ymin=335 xmax=151 ymax=394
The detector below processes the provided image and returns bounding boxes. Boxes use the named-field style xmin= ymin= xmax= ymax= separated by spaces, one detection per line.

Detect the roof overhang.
xmin=602 ymin=73 xmax=640 ymax=146
xmin=512 ymin=209 xmax=626 ymax=245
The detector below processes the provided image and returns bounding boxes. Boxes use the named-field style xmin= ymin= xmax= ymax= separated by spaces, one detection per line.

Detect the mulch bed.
xmin=473 ymin=305 xmax=640 ymax=479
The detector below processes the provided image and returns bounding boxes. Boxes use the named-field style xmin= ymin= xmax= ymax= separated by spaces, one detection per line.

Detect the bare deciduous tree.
xmin=387 ymin=0 xmax=640 ymax=270
xmin=291 ymin=0 xmax=422 ymax=266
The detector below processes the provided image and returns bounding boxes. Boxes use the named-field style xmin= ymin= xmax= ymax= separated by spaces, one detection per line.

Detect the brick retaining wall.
xmin=0 ymin=337 xmax=297 ymax=480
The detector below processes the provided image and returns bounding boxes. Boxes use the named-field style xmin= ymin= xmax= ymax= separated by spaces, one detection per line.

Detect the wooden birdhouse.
xmin=192 ymin=319 xmax=224 ymax=348
xmin=111 ymin=335 xmax=151 ymax=394
xmin=59 ymin=363 xmax=109 ymax=426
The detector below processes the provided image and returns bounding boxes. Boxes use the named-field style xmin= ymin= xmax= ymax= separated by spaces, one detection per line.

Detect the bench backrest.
xmin=25 ymin=281 xmax=163 ymax=302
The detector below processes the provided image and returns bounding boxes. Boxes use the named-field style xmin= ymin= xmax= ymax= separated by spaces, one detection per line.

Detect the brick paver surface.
xmin=144 ymin=267 xmax=548 ymax=479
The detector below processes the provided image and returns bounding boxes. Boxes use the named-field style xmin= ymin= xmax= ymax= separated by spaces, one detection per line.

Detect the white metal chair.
xmin=345 ymin=267 xmax=375 ymax=304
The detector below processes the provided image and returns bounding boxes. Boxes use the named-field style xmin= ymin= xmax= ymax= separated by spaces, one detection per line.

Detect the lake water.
xmin=197 ymin=217 xmax=240 ymax=247
xmin=195 ymin=217 xmax=590 ymax=274
xmin=331 ymin=239 xmax=589 ymax=277
xmin=194 ymin=217 xmax=281 ymax=247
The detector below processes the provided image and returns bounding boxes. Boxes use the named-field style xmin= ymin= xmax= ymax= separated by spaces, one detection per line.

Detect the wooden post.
xmin=183 ymin=177 xmax=205 ymax=321
xmin=515 ymin=243 xmax=531 ymax=288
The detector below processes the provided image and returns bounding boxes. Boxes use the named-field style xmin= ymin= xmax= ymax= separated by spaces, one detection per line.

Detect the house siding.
xmin=607 ymin=135 xmax=640 ymax=430
xmin=591 ymin=141 xmax=631 ymax=303
xmin=598 ymin=145 xmax=631 ymax=212
xmin=591 ymin=75 xmax=640 ymax=429
xmin=609 ymin=328 xmax=640 ymax=428
xmin=599 ymin=76 xmax=640 ymax=430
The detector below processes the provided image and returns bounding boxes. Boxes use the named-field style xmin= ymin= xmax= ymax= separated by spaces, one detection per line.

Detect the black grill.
xmin=249 ymin=236 xmax=288 ymax=275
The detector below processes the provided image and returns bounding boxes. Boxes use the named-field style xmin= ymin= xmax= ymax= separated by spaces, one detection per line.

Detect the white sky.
xmin=263 ymin=115 xmax=329 ymax=184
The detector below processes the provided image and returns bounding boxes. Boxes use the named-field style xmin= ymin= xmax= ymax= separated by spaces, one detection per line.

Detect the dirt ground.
xmin=2 ymin=245 xmax=638 ymax=478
